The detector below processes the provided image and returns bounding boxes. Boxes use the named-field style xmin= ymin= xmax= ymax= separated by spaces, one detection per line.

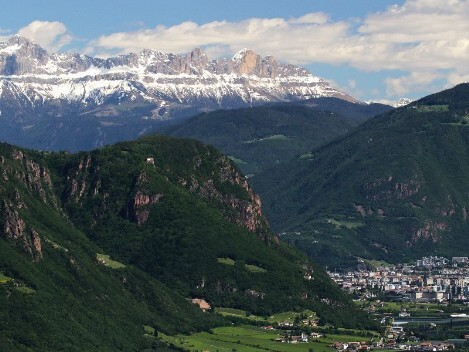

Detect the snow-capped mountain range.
xmin=0 ymin=35 xmax=358 ymax=150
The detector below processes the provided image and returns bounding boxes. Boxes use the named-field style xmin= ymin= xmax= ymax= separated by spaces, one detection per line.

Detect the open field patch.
xmin=160 ymin=325 xmax=376 ymax=352
xmin=245 ymin=264 xmax=267 ymax=273
xmin=0 ymin=272 xmax=13 ymax=284
xmin=217 ymin=257 xmax=235 ymax=265
xmin=415 ymin=104 xmax=449 ymax=112
xmin=96 ymin=253 xmax=126 ymax=269
xmin=327 ymin=218 xmax=363 ymax=229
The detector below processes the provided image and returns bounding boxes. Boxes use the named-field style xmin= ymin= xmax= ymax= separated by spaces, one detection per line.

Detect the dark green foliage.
xmin=0 ymin=142 xmax=220 ymax=351
xmin=253 ymin=83 xmax=469 ymax=267
xmin=0 ymin=135 xmax=375 ymax=350
xmin=160 ymin=100 xmax=391 ymax=175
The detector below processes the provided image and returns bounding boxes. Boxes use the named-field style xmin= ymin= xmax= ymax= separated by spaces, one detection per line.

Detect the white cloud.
xmin=17 ymin=21 xmax=72 ymax=52
xmin=82 ymin=0 xmax=469 ymax=98
xmin=290 ymin=13 xmax=329 ymax=25
xmin=85 ymin=14 xmax=350 ymax=64
xmin=4 ymin=0 xmax=469 ymax=99
xmin=84 ymin=1 xmax=469 ymax=71
xmin=385 ymin=71 xmax=443 ymax=96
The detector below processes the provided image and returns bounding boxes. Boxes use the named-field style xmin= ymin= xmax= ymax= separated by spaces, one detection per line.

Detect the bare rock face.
xmin=126 ymin=191 xmax=163 ymax=225
xmin=408 ymin=221 xmax=447 ymax=246
xmin=67 ymin=155 xmax=92 ymax=202
xmin=1 ymin=200 xmax=42 ymax=260
xmin=9 ymin=148 xmax=57 ymax=207
xmin=185 ymin=155 xmax=268 ymax=234
xmin=0 ymin=148 xmax=48 ymax=260
xmin=0 ymin=35 xmax=48 ymax=75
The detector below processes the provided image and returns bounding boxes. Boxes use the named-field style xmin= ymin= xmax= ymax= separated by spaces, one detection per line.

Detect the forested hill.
xmin=161 ymin=99 xmax=392 ymax=175
xmin=253 ymin=83 xmax=469 ymax=267
xmin=0 ymin=135 xmax=373 ymax=350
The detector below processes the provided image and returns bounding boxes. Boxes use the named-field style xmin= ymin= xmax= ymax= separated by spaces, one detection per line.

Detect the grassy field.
xmin=362 ymin=259 xmax=391 ymax=269
xmin=0 ymin=272 xmax=36 ymax=293
xmin=44 ymin=238 xmax=69 ymax=252
xmin=269 ymin=310 xmax=316 ymax=324
xmin=215 ymin=307 xmax=250 ymax=317
xmin=160 ymin=325 xmax=376 ymax=352
xmin=217 ymin=257 xmax=235 ymax=265
xmin=416 ymin=104 xmax=449 ymax=112
xmin=0 ymin=272 xmax=12 ymax=284
xmin=374 ymin=302 xmax=456 ymax=318
xmin=214 ymin=308 xmax=317 ymax=325
xmin=217 ymin=258 xmax=267 ymax=273
xmin=327 ymin=218 xmax=363 ymax=230
xmin=96 ymin=253 xmax=126 ymax=269
xmin=143 ymin=325 xmax=156 ymax=337
xmin=245 ymin=264 xmax=267 ymax=273
xmin=15 ymin=286 xmax=36 ymax=294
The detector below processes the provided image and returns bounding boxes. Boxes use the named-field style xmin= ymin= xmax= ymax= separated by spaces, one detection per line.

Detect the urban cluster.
xmin=328 ymin=256 xmax=469 ymax=302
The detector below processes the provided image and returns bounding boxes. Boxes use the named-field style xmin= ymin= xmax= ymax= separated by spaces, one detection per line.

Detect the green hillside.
xmin=0 ymin=143 xmax=216 ymax=351
xmin=0 ymin=136 xmax=373 ymax=350
xmin=253 ymin=83 xmax=469 ymax=267
xmin=161 ymin=100 xmax=391 ymax=175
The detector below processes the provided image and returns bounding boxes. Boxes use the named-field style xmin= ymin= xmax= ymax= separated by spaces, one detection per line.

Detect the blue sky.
xmin=2 ymin=0 xmax=469 ymax=103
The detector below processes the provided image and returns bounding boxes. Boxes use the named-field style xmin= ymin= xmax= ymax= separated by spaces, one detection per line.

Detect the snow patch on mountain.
xmin=0 ymin=35 xmax=358 ymax=122
xmin=393 ymin=98 xmax=413 ymax=108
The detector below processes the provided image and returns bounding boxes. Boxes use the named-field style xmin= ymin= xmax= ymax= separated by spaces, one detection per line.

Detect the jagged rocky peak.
xmin=0 ymin=34 xmax=359 ymax=149
xmin=0 ymin=34 xmax=41 ymax=50
xmin=189 ymin=47 xmax=208 ymax=65
xmin=232 ymin=48 xmax=264 ymax=75
xmin=0 ymin=35 xmax=314 ymax=79
xmin=230 ymin=48 xmax=310 ymax=78
xmin=231 ymin=48 xmax=280 ymax=78
xmin=0 ymin=35 xmax=49 ymax=75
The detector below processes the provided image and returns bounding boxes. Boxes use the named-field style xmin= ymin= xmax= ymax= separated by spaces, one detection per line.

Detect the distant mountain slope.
xmin=0 ymin=135 xmax=374 ymax=350
xmin=161 ymin=99 xmax=392 ymax=175
xmin=0 ymin=35 xmax=358 ymax=151
xmin=252 ymin=83 xmax=469 ymax=267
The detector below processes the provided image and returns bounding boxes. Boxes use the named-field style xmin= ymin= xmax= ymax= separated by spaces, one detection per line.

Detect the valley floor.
xmin=160 ymin=325 xmax=376 ymax=352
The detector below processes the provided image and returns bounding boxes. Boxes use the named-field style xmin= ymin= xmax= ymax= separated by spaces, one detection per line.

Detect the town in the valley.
xmin=324 ymin=256 xmax=469 ymax=351
xmin=328 ymin=256 xmax=469 ymax=303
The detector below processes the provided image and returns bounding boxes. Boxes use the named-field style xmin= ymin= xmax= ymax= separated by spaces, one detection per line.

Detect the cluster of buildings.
xmin=331 ymin=339 xmax=457 ymax=351
xmin=328 ymin=256 xmax=469 ymax=302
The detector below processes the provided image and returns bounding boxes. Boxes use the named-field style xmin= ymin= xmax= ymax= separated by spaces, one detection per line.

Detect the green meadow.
xmin=161 ymin=325 xmax=375 ymax=352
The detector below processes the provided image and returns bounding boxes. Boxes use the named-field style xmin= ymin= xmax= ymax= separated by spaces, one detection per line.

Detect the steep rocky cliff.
xmin=0 ymin=146 xmax=58 ymax=260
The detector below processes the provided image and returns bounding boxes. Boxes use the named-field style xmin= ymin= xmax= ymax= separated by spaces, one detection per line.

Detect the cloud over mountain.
xmin=3 ymin=0 xmax=469 ymax=99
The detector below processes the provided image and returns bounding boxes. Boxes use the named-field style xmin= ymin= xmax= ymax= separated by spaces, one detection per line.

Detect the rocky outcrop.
xmin=364 ymin=175 xmax=421 ymax=202
xmin=8 ymin=148 xmax=57 ymax=207
xmin=407 ymin=221 xmax=447 ymax=246
xmin=185 ymin=156 xmax=267 ymax=234
xmin=67 ymin=155 xmax=92 ymax=202
xmin=1 ymin=201 xmax=42 ymax=260
xmin=125 ymin=191 xmax=163 ymax=225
